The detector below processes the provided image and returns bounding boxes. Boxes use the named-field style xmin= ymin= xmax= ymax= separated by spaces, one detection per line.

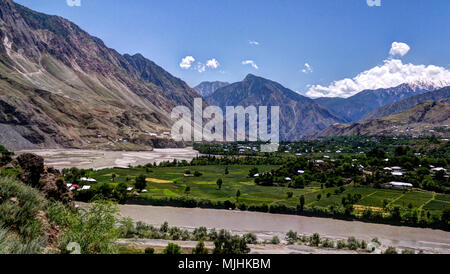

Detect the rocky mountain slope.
xmin=314 ymin=99 xmax=450 ymax=138
xmin=314 ymin=82 xmax=442 ymax=122
xmin=205 ymin=74 xmax=346 ymax=139
xmin=0 ymin=0 xmax=198 ymax=150
xmin=361 ymin=86 xmax=450 ymax=121
xmin=194 ymin=81 xmax=229 ymax=97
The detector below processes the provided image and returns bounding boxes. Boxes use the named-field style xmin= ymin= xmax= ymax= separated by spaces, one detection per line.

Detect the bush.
xmin=163 ymin=243 xmax=182 ymax=254
xmin=192 ymin=241 xmax=209 ymax=254
xmin=285 ymin=230 xmax=298 ymax=245
xmin=384 ymin=247 xmax=398 ymax=254
xmin=145 ymin=247 xmax=155 ymax=254
xmin=337 ymin=240 xmax=347 ymax=249
xmin=243 ymin=233 xmax=258 ymax=244
xmin=321 ymin=239 xmax=335 ymax=248
xmin=270 ymin=236 xmax=280 ymax=245
xmin=309 ymin=233 xmax=321 ymax=247
xmin=194 ymin=171 xmax=203 ymax=177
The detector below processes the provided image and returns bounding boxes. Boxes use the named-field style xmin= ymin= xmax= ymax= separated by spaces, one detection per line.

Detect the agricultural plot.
xmin=89 ymin=165 xmax=450 ymax=215
xmin=392 ymin=192 xmax=434 ymax=208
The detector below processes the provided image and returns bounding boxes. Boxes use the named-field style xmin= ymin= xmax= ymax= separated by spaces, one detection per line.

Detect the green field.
xmin=87 ymin=165 xmax=450 ymax=215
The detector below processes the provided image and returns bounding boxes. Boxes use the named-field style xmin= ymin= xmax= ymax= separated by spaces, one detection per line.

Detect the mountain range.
xmin=314 ymin=82 xmax=445 ymax=122
xmin=0 ymin=0 xmax=449 ymax=149
xmin=194 ymin=81 xmax=230 ymax=97
xmin=205 ymin=74 xmax=346 ymax=139
xmin=0 ymin=0 xmax=198 ymax=150
xmin=361 ymin=86 xmax=450 ymax=121
xmin=315 ymin=98 xmax=450 ymax=138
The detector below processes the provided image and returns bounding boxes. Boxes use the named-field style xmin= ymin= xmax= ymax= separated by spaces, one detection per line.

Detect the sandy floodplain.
xmin=16 ymin=147 xmax=200 ymax=170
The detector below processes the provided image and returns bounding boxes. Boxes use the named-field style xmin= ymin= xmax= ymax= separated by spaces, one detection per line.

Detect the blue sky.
xmin=14 ymin=0 xmax=450 ymax=97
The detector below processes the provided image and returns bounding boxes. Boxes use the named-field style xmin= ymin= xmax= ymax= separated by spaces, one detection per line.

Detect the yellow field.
xmin=145 ymin=178 xmax=172 ymax=184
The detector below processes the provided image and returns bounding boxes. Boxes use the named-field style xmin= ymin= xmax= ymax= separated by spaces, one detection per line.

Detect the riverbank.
xmin=16 ymin=148 xmax=200 ymax=170
xmin=109 ymin=204 xmax=450 ymax=254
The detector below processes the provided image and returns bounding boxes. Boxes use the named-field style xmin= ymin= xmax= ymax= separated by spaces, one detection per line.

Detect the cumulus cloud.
xmin=302 ymin=63 xmax=313 ymax=74
xmin=196 ymin=63 xmax=206 ymax=73
xmin=305 ymin=42 xmax=450 ymax=98
xmin=306 ymin=59 xmax=450 ymax=98
xmin=249 ymin=40 xmax=260 ymax=46
xmin=242 ymin=60 xmax=259 ymax=70
xmin=206 ymin=58 xmax=220 ymax=69
xmin=179 ymin=56 xmax=195 ymax=69
xmin=389 ymin=42 xmax=411 ymax=57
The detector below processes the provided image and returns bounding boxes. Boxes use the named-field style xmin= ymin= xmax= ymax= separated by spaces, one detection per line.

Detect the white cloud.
xmin=196 ymin=63 xmax=206 ymax=73
xmin=206 ymin=58 xmax=220 ymax=69
xmin=389 ymin=42 xmax=410 ymax=57
xmin=306 ymin=59 xmax=450 ymax=98
xmin=249 ymin=40 xmax=260 ymax=46
xmin=179 ymin=56 xmax=195 ymax=69
xmin=242 ymin=60 xmax=259 ymax=70
xmin=302 ymin=63 xmax=313 ymax=74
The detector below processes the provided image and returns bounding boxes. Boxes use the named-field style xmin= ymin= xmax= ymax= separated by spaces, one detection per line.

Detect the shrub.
xmin=384 ymin=247 xmax=398 ymax=254
xmin=163 ymin=243 xmax=182 ymax=254
xmin=145 ymin=247 xmax=155 ymax=254
xmin=285 ymin=230 xmax=298 ymax=245
xmin=192 ymin=241 xmax=209 ymax=254
xmin=270 ymin=236 xmax=280 ymax=245
xmin=243 ymin=233 xmax=258 ymax=244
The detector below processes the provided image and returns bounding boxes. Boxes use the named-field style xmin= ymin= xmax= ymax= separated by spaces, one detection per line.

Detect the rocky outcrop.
xmin=17 ymin=153 xmax=44 ymax=188
xmin=16 ymin=153 xmax=72 ymax=203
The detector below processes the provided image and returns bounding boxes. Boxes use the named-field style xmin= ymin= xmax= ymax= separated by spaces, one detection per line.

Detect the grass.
xmin=88 ymin=165 xmax=450 ymax=214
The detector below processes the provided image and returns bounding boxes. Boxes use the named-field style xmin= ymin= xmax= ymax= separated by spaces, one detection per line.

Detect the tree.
xmin=111 ymin=173 xmax=116 ymax=182
xmin=299 ymin=195 xmax=305 ymax=212
xmin=248 ymin=167 xmax=259 ymax=178
xmin=243 ymin=233 xmax=257 ymax=244
xmin=163 ymin=243 xmax=182 ymax=254
xmin=287 ymin=191 xmax=294 ymax=199
xmin=194 ymin=171 xmax=202 ymax=177
xmin=134 ymin=174 xmax=147 ymax=192
xmin=225 ymin=167 xmax=229 ymax=175
xmin=192 ymin=241 xmax=209 ymax=254
xmin=236 ymin=189 xmax=241 ymax=201
xmin=145 ymin=248 xmax=155 ymax=254
xmin=114 ymin=182 xmax=129 ymax=204
xmin=185 ymin=186 xmax=191 ymax=195
xmin=216 ymin=178 xmax=223 ymax=190
xmin=98 ymin=183 xmax=113 ymax=198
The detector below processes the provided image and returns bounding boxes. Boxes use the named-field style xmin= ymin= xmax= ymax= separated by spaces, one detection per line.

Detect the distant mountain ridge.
xmin=362 ymin=86 xmax=450 ymax=121
xmin=0 ymin=0 xmax=199 ymax=150
xmin=314 ymin=98 xmax=450 ymax=138
xmin=314 ymin=82 xmax=443 ymax=122
xmin=194 ymin=81 xmax=230 ymax=97
xmin=206 ymin=74 xmax=346 ymax=140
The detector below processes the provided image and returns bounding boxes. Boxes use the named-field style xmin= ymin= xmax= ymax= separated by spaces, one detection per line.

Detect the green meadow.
xmin=87 ymin=165 xmax=450 ymax=215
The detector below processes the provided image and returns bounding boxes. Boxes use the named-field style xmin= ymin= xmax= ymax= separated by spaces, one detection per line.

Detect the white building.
xmin=389 ymin=182 xmax=413 ymax=189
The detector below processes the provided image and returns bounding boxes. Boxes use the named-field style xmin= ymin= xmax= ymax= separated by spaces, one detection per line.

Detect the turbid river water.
xmin=113 ymin=204 xmax=450 ymax=254
xmin=16 ymin=147 xmax=200 ymax=170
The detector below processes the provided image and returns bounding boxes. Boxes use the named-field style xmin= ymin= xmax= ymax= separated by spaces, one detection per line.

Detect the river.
xmin=114 ymin=204 xmax=450 ymax=254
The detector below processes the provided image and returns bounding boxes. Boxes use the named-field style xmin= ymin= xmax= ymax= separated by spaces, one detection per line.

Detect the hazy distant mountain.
xmin=194 ymin=81 xmax=230 ymax=97
xmin=315 ymin=99 xmax=450 ymax=138
xmin=314 ymin=82 xmax=444 ymax=122
xmin=362 ymin=86 xmax=450 ymax=121
xmin=0 ymin=0 xmax=199 ymax=150
xmin=206 ymin=74 xmax=346 ymax=140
